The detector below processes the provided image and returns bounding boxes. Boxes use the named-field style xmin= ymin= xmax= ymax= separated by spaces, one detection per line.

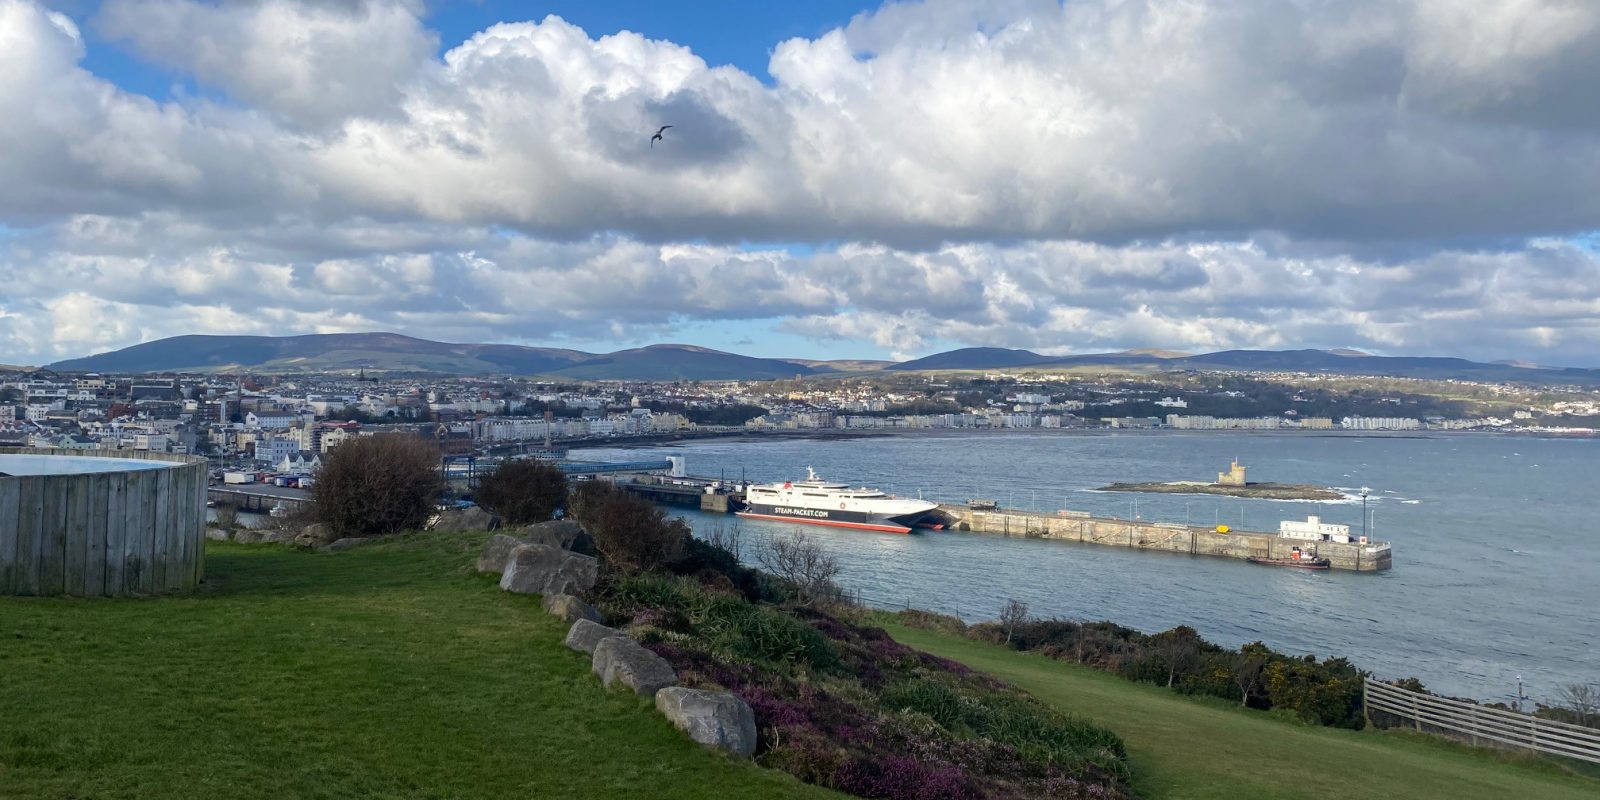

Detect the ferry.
xmin=736 ymin=468 xmax=941 ymax=534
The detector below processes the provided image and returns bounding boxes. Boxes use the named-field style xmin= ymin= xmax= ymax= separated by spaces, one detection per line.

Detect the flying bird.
xmin=650 ymin=125 xmax=672 ymax=148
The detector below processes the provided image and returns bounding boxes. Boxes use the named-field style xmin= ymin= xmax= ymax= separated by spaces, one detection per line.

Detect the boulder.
xmin=654 ymin=688 xmax=758 ymax=758
xmin=205 ymin=527 xmax=233 ymax=542
xmin=231 ymin=529 xmax=265 ymax=545
xmin=259 ymin=529 xmax=297 ymax=545
xmin=433 ymin=506 xmax=499 ymax=532
xmin=516 ymin=520 xmax=596 ymax=556
xmin=542 ymin=593 xmax=602 ymax=624
xmin=293 ymin=523 xmax=338 ymax=549
xmin=320 ymin=537 xmax=373 ymax=553
xmin=565 ymin=619 xmax=623 ymax=655
xmin=592 ymin=636 xmax=677 ymax=697
xmin=499 ymin=544 xmax=598 ymax=596
xmin=476 ymin=533 xmax=525 ymax=574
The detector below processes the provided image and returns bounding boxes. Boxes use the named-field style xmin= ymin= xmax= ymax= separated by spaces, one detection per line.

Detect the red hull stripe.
xmin=734 ymin=512 xmax=912 ymax=534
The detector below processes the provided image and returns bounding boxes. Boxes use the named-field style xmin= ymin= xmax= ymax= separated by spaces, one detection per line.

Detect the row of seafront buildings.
xmin=0 ymin=372 xmax=701 ymax=468
xmin=745 ymin=408 xmax=1508 ymax=432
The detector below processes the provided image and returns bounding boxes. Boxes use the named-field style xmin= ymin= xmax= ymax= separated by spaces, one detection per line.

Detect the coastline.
xmin=564 ymin=425 xmax=1595 ymax=452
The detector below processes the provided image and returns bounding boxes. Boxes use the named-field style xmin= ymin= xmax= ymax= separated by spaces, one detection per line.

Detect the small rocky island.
xmin=1098 ymin=460 xmax=1346 ymax=501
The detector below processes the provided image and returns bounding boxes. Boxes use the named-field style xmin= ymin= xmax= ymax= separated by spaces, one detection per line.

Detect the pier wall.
xmin=938 ymin=505 xmax=1391 ymax=572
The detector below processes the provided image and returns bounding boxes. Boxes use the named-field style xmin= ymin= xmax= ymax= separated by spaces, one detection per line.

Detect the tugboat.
xmin=1248 ymin=550 xmax=1331 ymax=569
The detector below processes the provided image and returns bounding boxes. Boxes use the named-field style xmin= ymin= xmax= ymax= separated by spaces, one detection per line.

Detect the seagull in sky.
xmin=651 ymin=125 xmax=672 ymax=148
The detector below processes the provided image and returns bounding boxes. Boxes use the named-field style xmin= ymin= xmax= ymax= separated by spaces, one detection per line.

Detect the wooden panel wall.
xmin=0 ymin=449 xmax=208 ymax=597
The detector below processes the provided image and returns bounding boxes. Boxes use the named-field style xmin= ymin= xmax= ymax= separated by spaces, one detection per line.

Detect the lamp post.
xmin=1360 ymin=486 xmax=1371 ymax=542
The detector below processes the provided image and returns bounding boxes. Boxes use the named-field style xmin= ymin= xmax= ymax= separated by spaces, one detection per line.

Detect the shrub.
xmin=698 ymin=597 xmax=839 ymax=670
xmin=570 ymin=481 xmax=688 ymax=573
xmin=621 ymin=592 xmax=1134 ymax=799
xmin=597 ymin=573 xmax=838 ymax=671
xmin=311 ymin=434 xmax=442 ymax=537
xmin=894 ymin=609 xmax=970 ymax=636
xmin=669 ymin=535 xmax=785 ymax=603
xmin=473 ymin=458 xmax=567 ymax=525
xmin=211 ymin=503 xmax=239 ymax=529
xmin=758 ymin=532 xmax=843 ymax=604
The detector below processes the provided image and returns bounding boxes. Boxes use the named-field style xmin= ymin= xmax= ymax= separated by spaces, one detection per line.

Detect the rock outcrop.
xmin=230 ymin=529 xmax=264 ymax=544
xmin=564 ymin=619 xmax=623 ymax=655
xmin=476 ymin=533 xmax=525 ymax=574
xmin=592 ymin=637 xmax=677 ymax=697
xmin=433 ymin=506 xmax=499 ymax=532
xmin=654 ymin=688 xmax=758 ymax=758
xmin=516 ymin=520 xmax=596 ymax=556
xmin=293 ymin=523 xmax=338 ymax=549
xmin=205 ymin=527 xmax=233 ymax=542
xmin=542 ymin=593 xmax=602 ymax=624
xmin=258 ymin=529 xmax=297 ymax=545
xmin=499 ymin=544 xmax=597 ymax=596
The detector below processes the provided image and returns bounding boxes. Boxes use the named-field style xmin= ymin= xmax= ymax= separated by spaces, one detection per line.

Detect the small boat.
xmin=1248 ymin=555 xmax=1331 ymax=569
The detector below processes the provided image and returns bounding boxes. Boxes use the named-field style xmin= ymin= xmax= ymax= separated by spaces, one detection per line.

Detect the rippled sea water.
xmin=581 ymin=430 xmax=1599 ymax=703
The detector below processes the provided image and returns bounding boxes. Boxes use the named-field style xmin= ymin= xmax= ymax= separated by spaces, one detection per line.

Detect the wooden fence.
xmin=1364 ymin=678 xmax=1600 ymax=764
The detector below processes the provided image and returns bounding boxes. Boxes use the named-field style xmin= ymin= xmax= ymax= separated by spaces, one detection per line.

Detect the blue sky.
xmin=73 ymin=1 xmax=876 ymax=101
xmin=5 ymin=0 xmax=1600 ymax=366
xmin=429 ymin=1 xmax=871 ymax=78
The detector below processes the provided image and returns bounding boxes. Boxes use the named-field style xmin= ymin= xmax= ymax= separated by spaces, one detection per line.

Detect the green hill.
xmin=44 ymin=334 xmax=821 ymax=380
xmin=885 ymin=621 xmax=1599 ymax=800
xmin=0 ymin=535 xmax=837 ymax=800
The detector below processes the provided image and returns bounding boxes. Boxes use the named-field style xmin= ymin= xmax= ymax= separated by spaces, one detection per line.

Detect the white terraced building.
xmin=1279 ymin=515 xmax=1355 ymax=543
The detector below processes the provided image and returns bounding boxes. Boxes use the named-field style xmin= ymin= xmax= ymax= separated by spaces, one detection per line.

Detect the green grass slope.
xmin=0 ymin=535 xmax=838 ymax=800
xmin=885 ymin=624 xmax=1597 ymax=800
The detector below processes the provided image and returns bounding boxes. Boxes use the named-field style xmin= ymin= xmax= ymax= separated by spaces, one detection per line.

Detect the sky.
xmin=3 ymin=0 xmax=1599 ymax=367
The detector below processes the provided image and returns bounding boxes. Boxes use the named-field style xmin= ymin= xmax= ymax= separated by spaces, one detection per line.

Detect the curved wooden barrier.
xmin=0 ymin=449 xmax=207 ymax=597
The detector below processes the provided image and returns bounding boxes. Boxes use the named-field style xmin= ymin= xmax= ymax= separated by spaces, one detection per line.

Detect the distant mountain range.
xmin=45 ymin=334 xmax=825 ymax=380
xmin=889 ymin=347 xmax=1600 ymax=385
xmin=38 ymin=332 xmax=1600 ymax=385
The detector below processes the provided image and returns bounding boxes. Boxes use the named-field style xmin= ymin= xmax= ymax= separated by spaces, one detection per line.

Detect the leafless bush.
xmin=998 ymin=599 xmax=1029 ymax=644
xmin=704 ymin=522 xmax=745 ymax=562
xmin=258 ymin=501 xmax=318 ymax=534
xmin=758 ymin=532 xmax=842 ymax=604
xmin=1559 ymin=683 xmax=1599 ymax=727
xmin=211 ymin=503 xmax=239 ymax=529
xmin=1233 ymin=643 xmax=1270 ymax=706
xmin=570 ymin=481 xmax=688 ymax=573
xmin=474 ymin=458 xmax=568 ymax=525
xmin=1155 ymin=626 xmax=1200 ymax=688
xmin=311 ymin=434 xmax=443 ymax=537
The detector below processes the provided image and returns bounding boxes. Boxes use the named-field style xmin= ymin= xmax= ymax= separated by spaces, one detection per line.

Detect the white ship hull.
xmin=736 ymin=470 xmax=940 ymax=534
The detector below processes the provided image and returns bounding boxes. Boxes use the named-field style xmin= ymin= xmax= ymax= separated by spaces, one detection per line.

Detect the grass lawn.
xmin=886 ymin=623 xmax=1599 ymax=800
xmin=0 ymin=534 xmax=840 ymax=800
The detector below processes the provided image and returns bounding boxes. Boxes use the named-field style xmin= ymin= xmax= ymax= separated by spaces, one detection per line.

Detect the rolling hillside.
xmin=42 ymin=332 xmax=1600 ymax=384
xmin=890 ymin=346 xmax=1600 ymax=385
xmin=46 ymin=334 xmax=820 ymax=380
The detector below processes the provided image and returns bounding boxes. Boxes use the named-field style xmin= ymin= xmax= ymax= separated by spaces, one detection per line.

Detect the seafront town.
xmin=1 ymin=366 xmax=1595 ymax=466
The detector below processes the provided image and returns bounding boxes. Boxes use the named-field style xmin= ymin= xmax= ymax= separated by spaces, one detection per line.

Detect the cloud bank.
xmin=1 ymin=0 xmax=1598 ymax=366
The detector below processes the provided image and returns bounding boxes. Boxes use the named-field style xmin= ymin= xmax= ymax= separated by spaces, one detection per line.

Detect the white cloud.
xmin=2 ymin=0 xmax=1600 ymax=367
xmin=5 ymin=215 xmax=1599 ymax=366
xmin=97 ymin=0 xmax=437 ymax=129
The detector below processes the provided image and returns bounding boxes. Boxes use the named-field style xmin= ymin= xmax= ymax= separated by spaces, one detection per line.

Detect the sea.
xmin=579 ymin=430 xmax=1599 ymax=704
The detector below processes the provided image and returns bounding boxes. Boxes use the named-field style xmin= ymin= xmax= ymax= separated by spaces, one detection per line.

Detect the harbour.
xmin=613 ymin=471 xmax=1391 ymax=570
xmin=580 ymin=430 xmax=1600 ymax=702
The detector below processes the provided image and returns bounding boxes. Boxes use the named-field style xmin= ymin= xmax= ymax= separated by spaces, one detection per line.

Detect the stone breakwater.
xmin=937 ymin=504 xmax=1392 ymax=572
xmin=1098 ymin=481 xmax=1347 ymax=501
